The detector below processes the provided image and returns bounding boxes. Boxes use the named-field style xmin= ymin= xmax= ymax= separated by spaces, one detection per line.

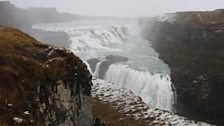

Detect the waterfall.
xmin=68 ymin=25 xmax=128 ymax=51
xmin=104 ymin=64 xmax=175 ymax=112
xmin=33 ymin=24 xmax=129 ymax=52
xmin=33 ymin=20 xmax=176 ymax=112
xmin=93 ymin=62 xmax=102 ymax=77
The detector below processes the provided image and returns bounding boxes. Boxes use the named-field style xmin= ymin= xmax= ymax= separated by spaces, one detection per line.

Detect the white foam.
xmin=93 ymin=62 xmax=102 ymax=77
xmin=33 ymin=24 xmax=129 ymax=52
xmin=69 ymin=25 xmax=128 ymax=51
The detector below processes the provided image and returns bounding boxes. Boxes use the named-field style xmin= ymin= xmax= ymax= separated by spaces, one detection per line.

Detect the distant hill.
xmin=0 ymin=1 xmax=86 ymax=48
xmin=0 ymin=1 xmax=84 ymax=30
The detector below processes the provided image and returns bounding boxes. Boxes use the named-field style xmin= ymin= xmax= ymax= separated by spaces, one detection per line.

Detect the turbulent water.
xmin=33 ymin=19 xmax=175 ymax=112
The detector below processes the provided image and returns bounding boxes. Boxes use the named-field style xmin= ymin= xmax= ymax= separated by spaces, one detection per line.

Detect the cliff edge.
xmin=144 ymin=10 xmax=224 ymax=124
xmin=0 ymin=27 xmax=92 ymax=125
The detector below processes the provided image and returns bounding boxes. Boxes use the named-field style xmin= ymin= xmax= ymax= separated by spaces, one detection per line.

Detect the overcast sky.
xmin=7 ymin=0 xmax=224 ymax=17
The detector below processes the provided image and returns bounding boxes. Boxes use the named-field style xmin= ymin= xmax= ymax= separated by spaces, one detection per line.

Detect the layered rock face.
xmin=0 ymin=27 xmax=92 ymax=125
xmin=144 ymin=10 xmax=224 ymax=124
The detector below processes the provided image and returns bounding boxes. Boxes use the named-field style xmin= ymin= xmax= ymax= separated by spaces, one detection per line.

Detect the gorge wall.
xmin=143 ymin=10 xmax=224 ymax=124
xmin=0 ymin=27 xmax=92 ymax=125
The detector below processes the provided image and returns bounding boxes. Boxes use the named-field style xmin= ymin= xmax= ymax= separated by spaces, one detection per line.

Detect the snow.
xmin=13 ymin=117 xmax=23 ymax=124
xmin=92 ymin=78 xmax=214 ymax=126
xmin=157 ymin=14 xmax=177 ymax=23
xmin=24 ymin=111 xmax=29 ymax=115
xmin=7 ymin=103 xmax=13 ymax=107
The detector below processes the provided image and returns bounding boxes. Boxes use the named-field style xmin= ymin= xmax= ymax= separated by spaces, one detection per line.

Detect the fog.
xmin=7 ymin=0 xmax=224 ymax=17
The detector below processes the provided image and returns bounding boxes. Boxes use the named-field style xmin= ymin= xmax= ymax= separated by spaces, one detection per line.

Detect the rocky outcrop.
xmin=143 ymin=10 xmax=224 ymax=124
xmin=0 ymin=27 xmax=92 ymax=125
xmin=87 ymin=55 xmax=128 ymax=78
xmin=92 ymin=116 xmax=106 ymax=126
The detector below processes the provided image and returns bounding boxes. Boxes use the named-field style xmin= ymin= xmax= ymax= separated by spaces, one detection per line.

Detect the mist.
xmin=8 ymin=0 xmax=224 ymax=17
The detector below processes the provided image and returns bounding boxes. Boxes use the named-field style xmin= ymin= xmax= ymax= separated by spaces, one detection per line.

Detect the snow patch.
xmin=24 ymin=111 xmax=29 ymax=115
xmin=158 ymin=14 xmax=177 ymax=23
xmin=13 ymin=117 xmax=23 ymax=124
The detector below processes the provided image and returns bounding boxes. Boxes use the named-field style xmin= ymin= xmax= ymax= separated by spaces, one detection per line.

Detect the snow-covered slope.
xmin=92 ymin=78 xmax=214 ymax=126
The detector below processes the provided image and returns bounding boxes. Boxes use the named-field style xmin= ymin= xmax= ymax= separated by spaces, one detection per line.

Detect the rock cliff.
xmin=0 ymin=27 xmax=92 ymax=125
xmin=143 ymin=10 xmax=224 ymax=124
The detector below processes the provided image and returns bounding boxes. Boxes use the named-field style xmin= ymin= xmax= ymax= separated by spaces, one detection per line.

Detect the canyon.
xmin=1 ymin=1 xmax=224 ymax=125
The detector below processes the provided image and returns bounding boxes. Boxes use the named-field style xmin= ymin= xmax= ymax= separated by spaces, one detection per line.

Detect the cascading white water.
xmin=33 ymin=24 xmax=128 ymax=52
xmin=104 ymin=64 xmax=175 ymax=111
xmin=33 ymin=19 xmax=176 ymax=112
xmin=93 ymin=62 xmax=102 ymax=77
xmin=69 ymin=25 xmax=128 ymax=51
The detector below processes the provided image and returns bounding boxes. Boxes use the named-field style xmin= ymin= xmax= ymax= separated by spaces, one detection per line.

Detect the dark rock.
xmin=87 ymin=58 xmax=100 ymax=72
xmin=97 ymin=55 xmax=128 ymax=79
xmin=87 ymin=55 xmax=128 ymax=78
xmin=144 ymin=10 xmax=224 ymax=124
xmin=97 ymin=60 xmax=114 ymax=79
xmin=92 ymin=116 xmax=107 ymax=126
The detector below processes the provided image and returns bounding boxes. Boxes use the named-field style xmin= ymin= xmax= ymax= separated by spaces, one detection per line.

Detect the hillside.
xmin=0 ymin=26 xmax=92 ymax=125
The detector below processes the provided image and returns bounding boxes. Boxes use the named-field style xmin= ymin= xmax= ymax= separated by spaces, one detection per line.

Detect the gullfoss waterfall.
xmin=33 ymin=19 xmax=176 ymax=112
